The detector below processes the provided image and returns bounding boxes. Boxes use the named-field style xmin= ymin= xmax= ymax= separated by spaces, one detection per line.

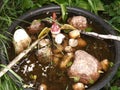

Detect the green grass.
xmin=0 ymin=64 xmax=23 ymax=90
xmin=0 ymin=0 xmax=120 ymax=90
xmin=0 ymin=74 xmax=23 ymax=90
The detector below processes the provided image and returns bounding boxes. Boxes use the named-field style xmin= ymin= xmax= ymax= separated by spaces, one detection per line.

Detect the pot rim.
xmin=8 ymin=5 xmax=120 ymax=90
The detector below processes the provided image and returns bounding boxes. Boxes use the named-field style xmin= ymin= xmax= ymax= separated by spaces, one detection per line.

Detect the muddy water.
xmin=8 ymin=35 xmax=114 ymax=90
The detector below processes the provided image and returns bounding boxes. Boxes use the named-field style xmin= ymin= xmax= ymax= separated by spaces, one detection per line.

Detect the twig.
xmin=81 ymin=31 xmax=120 ymax=41
xmin=0 ymin=36 xmax=45 ymax=78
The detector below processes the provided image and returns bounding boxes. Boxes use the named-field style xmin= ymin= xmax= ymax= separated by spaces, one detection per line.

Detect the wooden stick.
xmin=80 ymin=31 xmax=120 ymax=41
xmin=0 ymin=37 xmax=44 ymax=78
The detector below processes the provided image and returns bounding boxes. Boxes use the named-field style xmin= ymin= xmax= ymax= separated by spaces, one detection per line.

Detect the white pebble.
xmin=39 ymin=39 xmax=50 ymax=47
xmin=65 ymin=46 xmax=73 ymax=52
xmin=69 ymin=39 xmax=78 ymax=47
xmin=72 ymin=83 xmax=85 ymax=90
xmin=13 ymin=28 xmax=31 ymax=54
xmin=28 ymin=64 xmax=35 ymax=72
xmin=26 ymin=60 xmax=30 ymax=64
xmin=69 ymin=30 xmax=80 ymax=38
xmin=55 ymin=33 xmax=65 ymax=44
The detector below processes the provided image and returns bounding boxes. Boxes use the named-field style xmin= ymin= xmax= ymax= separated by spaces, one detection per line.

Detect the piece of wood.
xmin=80 ymin=31 xmax=120 ymax=41
xmin=0 ymin=36 xmax=45 ymax=78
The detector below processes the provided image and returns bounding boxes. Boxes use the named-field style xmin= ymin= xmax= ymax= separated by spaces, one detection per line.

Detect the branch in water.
xmin=81 ymin=31 xmax=120 ymax=41
xmin=0 ymin=36 xmax=45 ymax=78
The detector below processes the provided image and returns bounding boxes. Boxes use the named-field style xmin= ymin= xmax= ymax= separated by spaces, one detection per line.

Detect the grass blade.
xmin=0 ymin=64 xmax=23 ymax=82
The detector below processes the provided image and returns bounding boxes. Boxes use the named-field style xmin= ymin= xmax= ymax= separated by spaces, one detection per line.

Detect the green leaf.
xmin=87 ymin=0 xmax=97 ymax=14
xmin=87 ymin=0 xmax=104 ymax=14
xmin=50 ymin=0 xmax=67 ymax=21
xmin=104 ymin=20 xmax=120 ymax=33
xmin=0 ymin=64 xmax=23 ymax=82
xmin=61 ymin=24 xmax=76 ymax=30
xmin=70 ymin=76 xmax=80 ymax=82
xmin=21 ymin=0 xmax=34 ymax=9
xmin=116 ymin=68 xmax=120 ymax=78
xmin=85 ymin=27 xmax=93 ymax=32
xmin=110 ymin=16 xmax=120 ymax=24
xmin=60 ymin=4 xmax=67 ymax=21
xmin=110 ymin=86 xmax=120 ymax=90
xmin=109 ymin=11 xmax=116 ymax=16
xmin=38 ymin=0 xmax=50 ymax=5
xmin=94 ymin=0 xmax=104 ymax=11
xmin=117 ymin=9 xmax=120 ymax=15
xmin=109 ymin=62 xmax=114 ymax=67
xmin=50 ymin=0 xmax=67 ymax=4
xmin=68 ymin=0 xmax=72 ymax=6
xmin=89 ymin=79 xmax=94 ymax=84
xmin=38 ymin=27 xmax=50 ymax=38
xmin=0 ymin=74 xmax=23 ymax=90
xmin=74 ymin=0 xmax=90 ymax=10
xmin=66 ymin=61 xmax=73 ymax=67
xmin=0 ymin=0 xmax=9 ymax=12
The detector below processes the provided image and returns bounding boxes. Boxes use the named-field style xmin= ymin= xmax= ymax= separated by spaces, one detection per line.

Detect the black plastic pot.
xmin=8 ymin=5 xmax=120 ymax=90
